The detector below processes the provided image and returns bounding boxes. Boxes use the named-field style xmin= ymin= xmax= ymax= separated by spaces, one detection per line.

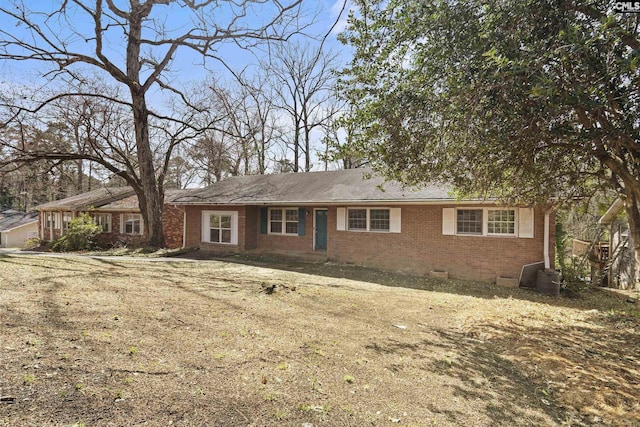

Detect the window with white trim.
xmin=452 ymin=208 xmax=518 ymax=237
xmin=209 ymin=213 xmax=232 ymax=243
xmin=348 ymin=208 xmax=391 ymax=232
xmin=62 ymin=212 xmax=72 ymax=230
xmin=123 ymin=213 xmax=143 ymax=235
xmin=92 ymin=213 xmax=112 ymax=233
xmin=348 ymin=209 xmax=367 ymax=230
xmin=202 ymin=211 xmax=238 ymax=245
xmin=45 ymin=212 xmax=58 ymax=229
xmin=487 ymin=209 xmax=515 ymax=235
xmin=456 ymin=209 xmax=483 ymax=235
xmin=269 ymin=208 xmax=298 ymax=235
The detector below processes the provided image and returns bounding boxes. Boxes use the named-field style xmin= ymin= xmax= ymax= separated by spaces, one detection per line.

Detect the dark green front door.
xmin=315 ymin=210 xmax=327 ymax=251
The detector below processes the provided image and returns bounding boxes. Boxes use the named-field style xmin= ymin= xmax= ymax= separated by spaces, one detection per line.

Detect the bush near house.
xmin=51 ymin=214 xmax=102 ymax=252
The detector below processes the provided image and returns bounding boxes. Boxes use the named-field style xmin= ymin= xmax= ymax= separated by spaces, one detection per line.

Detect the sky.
xmin=0 ymin=0 xmax=352 ymax=94
xmin=0 ymin=0 xmax=356 ymax=176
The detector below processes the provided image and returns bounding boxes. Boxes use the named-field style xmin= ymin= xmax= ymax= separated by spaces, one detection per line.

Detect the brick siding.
xmin=180 ymin=203 xmax=554 ymax=283
xmin=40 ymin=204 xmax=185 ymax=249
xmin=327 ymin=205 xmax=554 ymax=282
xmin=183 ymin=205 xmax=247 ymax=252
xmin=162 ymin=204 xmax=185 ymax=249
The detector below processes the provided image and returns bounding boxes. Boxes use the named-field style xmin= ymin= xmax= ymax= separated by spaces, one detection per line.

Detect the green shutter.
xmin=298 ymin=207 xmax=306 ymax=236
xmin=260 ymin=207 xmax=268 ymax=234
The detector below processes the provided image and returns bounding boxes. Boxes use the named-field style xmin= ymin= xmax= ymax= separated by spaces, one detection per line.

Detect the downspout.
xmin=544 ymin=210 xmax=551 ymax=270
xmin=182 ymin=207 xmax=186 ymax=248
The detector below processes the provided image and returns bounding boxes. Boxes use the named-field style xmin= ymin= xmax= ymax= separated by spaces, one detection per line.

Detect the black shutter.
xmin=260 ymin=207 xmax=268 ymax=234
xmin=298 ymin=207 xmax=306 ymax=236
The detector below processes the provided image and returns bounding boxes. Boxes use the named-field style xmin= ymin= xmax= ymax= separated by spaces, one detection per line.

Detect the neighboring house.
xmin=598 ymin=199 xmax=636 ymax=289
xmin=173 ymin=169 xmax=555 ymax=283
xmin=35 ymin=187 xmax=185 ymax=249
xmin=0 ymin=210 xmax=39 ymax=248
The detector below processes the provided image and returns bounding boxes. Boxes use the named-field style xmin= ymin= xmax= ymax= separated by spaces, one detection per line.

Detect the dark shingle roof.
xmin=35 ymin=187 xmax=189 ymax=212
xmin=98 ymin=189 xmax=189 ymax=210
xmin=174 ymin=168 xmax=456 ymax=205
xmin=0 ymin=211 xmax=38 ymax=231
xmin=35 ymin=187 xmax=136 ymax=211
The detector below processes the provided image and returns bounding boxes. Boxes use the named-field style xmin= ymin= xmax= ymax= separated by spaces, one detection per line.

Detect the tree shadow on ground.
xmin=176 ymin=251 xmax=638 ymax=311
xmin=364 ymin=311 xmax=640 ymax=426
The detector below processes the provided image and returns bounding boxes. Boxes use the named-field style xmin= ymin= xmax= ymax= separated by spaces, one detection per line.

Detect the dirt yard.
xmin=0 ymin=253 xmax=638 ymax=427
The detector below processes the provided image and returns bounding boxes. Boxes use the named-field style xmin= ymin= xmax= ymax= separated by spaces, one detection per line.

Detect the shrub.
xmin=51 ymin=214 xmax=102 ymax=252
xmin=23 ymin=237 xmax=42 ymax=250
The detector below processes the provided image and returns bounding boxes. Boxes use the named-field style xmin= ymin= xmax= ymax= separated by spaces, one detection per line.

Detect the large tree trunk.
xmin=624 ymin=193 xmax=640 ymax=290
xmin=127 ymin=4 xmax=164 ymax=248
xmin=130 ymin=90 xmax=165 ymax=247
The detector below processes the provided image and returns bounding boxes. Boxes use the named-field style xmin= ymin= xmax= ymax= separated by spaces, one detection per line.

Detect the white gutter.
xmin=182 ymin=208 xmax=187 ymax=248
xmin=544 ymin=210 xmax=551 ymax=270
xmin=174 ymin=200 xmax=503 ymax=207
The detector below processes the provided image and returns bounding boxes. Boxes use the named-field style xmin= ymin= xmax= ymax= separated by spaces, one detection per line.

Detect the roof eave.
xmin=0 ymin=219 xmax=39 ymax=232
xmin=599 ymin=198 xmax=625 ymax=225
xmin=173 ymin=198 xmax=498 ymax=206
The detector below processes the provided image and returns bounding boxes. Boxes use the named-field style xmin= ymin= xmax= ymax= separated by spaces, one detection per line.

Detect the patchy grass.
xmin=0 ymin=254 xmax=638 ymax=426
xmin=88 ymin=246 xmax=195 ymax=258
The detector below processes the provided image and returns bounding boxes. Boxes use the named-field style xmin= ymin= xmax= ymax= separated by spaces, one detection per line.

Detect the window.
xmin=123 ymin=213 xmax=143 ymax=235
xmin=202 ymin=211 xmax=237 ymax=245
xmin=209 ymin=213 xmax=232 ymax=243
xmin=456 ymin=209 xmax=483 ymax=235
xmin=487 ymin=209 xmax=515 ymax=235
xmin=445 ymin=208 xmax=522 ymax=237
xmin=348 ymin=209 xmax=367 ymax=230
xmin=370 ymin=209 xmax=390 ymax=232
xmin=62 ymin=212 xmax=72 ymax=230
xmin=347 ymin=208 xmax=391 ymax=232
xmin=45 ymin=212 xmax=58 ymax=229
xmin=92 ymin=213 xmax=112 ymax=233
xmin=269 ymin=208 xmax=298 ymax=235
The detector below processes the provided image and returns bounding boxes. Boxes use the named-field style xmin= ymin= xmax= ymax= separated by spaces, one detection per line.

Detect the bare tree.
xmin=266 ymin=41 xmax=339 ymax=172
xmin=0 ymin=0 xmax=306 ymax=247
xmin=318 ymin=103 xmax=367 ymax=171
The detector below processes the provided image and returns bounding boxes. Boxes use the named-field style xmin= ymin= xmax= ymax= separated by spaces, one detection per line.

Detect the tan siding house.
xmin=0 ymin=210 xmax=39 ymax=248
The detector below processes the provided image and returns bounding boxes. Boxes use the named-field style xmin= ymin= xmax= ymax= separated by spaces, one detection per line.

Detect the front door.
xmin=314 ymin=209 xmax=327 ymax=251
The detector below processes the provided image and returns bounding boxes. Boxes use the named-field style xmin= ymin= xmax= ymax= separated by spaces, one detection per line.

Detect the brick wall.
xmin=255 ymin=208 xmax=315 ymax=253
xmin=183 ymin=205 xmax=247 ymax=252
xmin=181 ymin=203 xmax=554 ymax=283
xmin=162 ymin=204 xmax=184 ymax=249
xmin=326 ymin=205 xmax=553 ymax=282
xmin=40 ymin=205 xmax=185 ymax=249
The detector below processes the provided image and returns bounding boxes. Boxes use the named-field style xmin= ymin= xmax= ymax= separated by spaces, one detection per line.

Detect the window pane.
xmin=457 ymin=209 xmax=483 ymax=234
xmin=370 ymin=209 xmax=390 ymax=231
xmin=487 ymin=209 xmax=515 ymax=235
xmin=270 ymin=221 xmax=282 ymax=233
xmin=220 ymin=215 xmax=231 ymax=229
xmin=63 ymin=213 xmax=72 ymax=229
xmin=96 ymin=214 xmax=110 ymax=232
xmin=125 ymin=215 xmax=141 ymax=234
xmin=285 ymin=209 xmax=298 ymax=221
xmin=286 ymin=221 xmax=298 ymax=234
xmin=221 ymin=229 xmax=231 ymax=243
xmin=270 ymin=209 xmax=282 ymax=221
xmin=210 ymin=214 xmax=220 ymax=228
xmin=348 ymin=209 xmax=367 ymax=230
xmin=210 ymin=228 xmax=220 ymax=243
